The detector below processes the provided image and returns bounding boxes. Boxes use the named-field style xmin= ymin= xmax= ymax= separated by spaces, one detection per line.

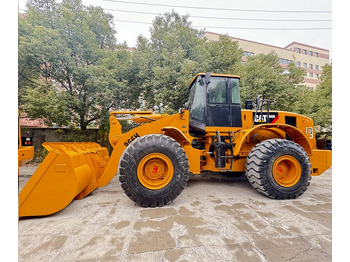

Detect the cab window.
xmin=188 ymin=77 xmax=206 ymax=123
xmin=230 ymin=78 xmax=240 ymax=104
xmin=208 ymin=78 xmax=227 ymax=104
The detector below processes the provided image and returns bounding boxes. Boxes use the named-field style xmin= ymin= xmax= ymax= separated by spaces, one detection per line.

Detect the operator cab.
xmin=186 ymin=73 xmax=242 ymax=132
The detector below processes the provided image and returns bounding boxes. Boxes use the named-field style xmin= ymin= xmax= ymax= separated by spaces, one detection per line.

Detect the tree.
xmin=203 ymin=34 xmax=243 ymax=74
xmin=128 ymin=11 xmax=207 ymax=113
xmin=239 ymin=52 xmax=306 ymax=112
xmin=19 ymin=0 xmax=137 ymax=130
xmin=129 ymin=12 xmax=244 ymax=113
xmin=309 ymin=64 xmax=332 ymax=130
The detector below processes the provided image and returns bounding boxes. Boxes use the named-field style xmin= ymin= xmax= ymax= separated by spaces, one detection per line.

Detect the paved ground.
xmin=18 ymin=166 xmax=332 ymax=262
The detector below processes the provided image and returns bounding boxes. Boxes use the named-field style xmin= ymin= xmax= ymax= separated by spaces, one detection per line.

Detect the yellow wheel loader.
xmin=18 ymin=118 xmax=34 ymax=167
xmin=19 ymin=73 xmax=332 ymax=217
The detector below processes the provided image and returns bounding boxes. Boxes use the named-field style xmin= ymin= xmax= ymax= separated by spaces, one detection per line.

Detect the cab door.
xmin=229 ymin=78 xmax=242 ymax=127
xmin=206 ymin=77 xmax=231 ymax=127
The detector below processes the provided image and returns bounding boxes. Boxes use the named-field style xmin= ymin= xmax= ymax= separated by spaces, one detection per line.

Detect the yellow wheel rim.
xmin=137 ymin=153 xmax=174 ymax=190
xmin=272 ymin=155 xmax=301 ymax=187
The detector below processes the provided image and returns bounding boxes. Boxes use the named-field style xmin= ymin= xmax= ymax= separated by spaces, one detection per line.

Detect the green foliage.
xmin=19 ymin=0 xmax=137 ymax=130
xmin=239 ymin=52 xmax=306 ymax=112
xmin=32 ymin=146 xmax=49 ymax=164
xmin=288 ymin=64 xmax=332 ymax=133
xmin=128 ymin=11 xmax=207 ymax=113
xmin=21 ymin=81 xmax=72 ymax=126
xmin=129 ymin=13 xmax=244 ymax=114
xmin=120 ymin=121 xmax=140 ymax=133
xmin=306 ymin=64 xmax=332 ymax=131
xmin=55 ymin=128 xmax=97 ymax=142
xmin=203 ymin=35 xmax=243 ymax=74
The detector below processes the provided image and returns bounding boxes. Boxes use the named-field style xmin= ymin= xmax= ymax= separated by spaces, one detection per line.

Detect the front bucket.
xmin=19 ymin=142 xmax=109 ymax=217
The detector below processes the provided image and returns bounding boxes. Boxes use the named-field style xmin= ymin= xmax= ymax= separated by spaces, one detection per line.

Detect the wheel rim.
xmin=137 ymin=153 xmax=174 ymax=190
xmin=272 ymin=155 xmax=301 ymax=187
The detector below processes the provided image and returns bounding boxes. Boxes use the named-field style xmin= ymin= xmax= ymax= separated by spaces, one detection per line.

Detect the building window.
xmin=309 ymin=72 xmax=313 ymax=77
xmin=279 ymin=58 xmax=292 ymax=65
xmin=309 ymin=64 xmax=313 ymax=69
xmin=315 ymin=52 xmax=319 ymax=57
xmin=309 ymin=50 xmax=313 ymax=56
xmin=316 ymin=74 xmax=319 ymax=79
xmin=296 ymin=48 xmax=300 ymax=53
xmin=303 ymin=49 xmax=307 ymax=55
xmin=303 ymin=62 xmax=307 ymax=68
xmin=243 ymin=51 xmax=254 ymax=57
xmin=296 ymin=61 xmax=301 ymax=67
xmin=315 ymin=65 xmax=319 ymax=70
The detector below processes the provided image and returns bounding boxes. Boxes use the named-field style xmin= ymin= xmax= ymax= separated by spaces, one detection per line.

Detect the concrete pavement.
xmin=18 ymin=166 xmax=332 ymax=261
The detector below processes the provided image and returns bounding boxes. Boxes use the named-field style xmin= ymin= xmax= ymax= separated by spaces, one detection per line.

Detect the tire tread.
xmin=245 ymin=139 xmax=311 ymax=199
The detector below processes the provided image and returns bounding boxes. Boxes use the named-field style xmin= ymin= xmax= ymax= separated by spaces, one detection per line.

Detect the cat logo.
xmin=253 ymin=112 xmax=279 ymax=124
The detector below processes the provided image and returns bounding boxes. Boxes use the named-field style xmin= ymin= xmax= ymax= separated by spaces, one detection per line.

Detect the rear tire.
xmin=245 ymin=139 xmax=311 ymax=199
xmin=119 ymin=134 xmax=189 ymax=207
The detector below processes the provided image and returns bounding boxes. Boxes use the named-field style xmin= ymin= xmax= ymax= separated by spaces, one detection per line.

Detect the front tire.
xmin=245 ymin=139 xmax=311 ymax=199
xmin=119 ymin=134 xmax=189 ymax=207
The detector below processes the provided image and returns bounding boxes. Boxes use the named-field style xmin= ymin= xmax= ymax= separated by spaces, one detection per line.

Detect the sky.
xmin=18 ymin=0 xmax=333 ymax=59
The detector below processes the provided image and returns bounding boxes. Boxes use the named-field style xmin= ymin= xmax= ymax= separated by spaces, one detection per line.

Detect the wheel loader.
xmin=18 ymin=73 xmax=332 ymax=217
xmin=18 ymin=118 xmax=34 ymax=167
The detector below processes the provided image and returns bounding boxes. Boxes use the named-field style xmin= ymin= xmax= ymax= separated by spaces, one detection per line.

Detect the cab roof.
xmin=188 ymin=73 xmax=240 ymax=89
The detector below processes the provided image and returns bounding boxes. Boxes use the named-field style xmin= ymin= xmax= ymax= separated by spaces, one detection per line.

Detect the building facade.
xmin=205 ymin=32 xmax=330 ymax=89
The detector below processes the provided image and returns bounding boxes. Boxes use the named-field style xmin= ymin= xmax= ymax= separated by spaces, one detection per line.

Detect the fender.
xmin=161 ymin=126 xmax=191 ymax=146
xmin=234 ymin=123 xmax=314 ymax=156
xmin=161 ymin=126 xmax=201 ymax=174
